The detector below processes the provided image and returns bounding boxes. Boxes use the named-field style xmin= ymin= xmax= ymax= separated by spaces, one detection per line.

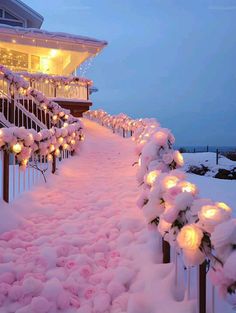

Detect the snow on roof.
xmin=0 ymin=24 xmax=108 ymax=48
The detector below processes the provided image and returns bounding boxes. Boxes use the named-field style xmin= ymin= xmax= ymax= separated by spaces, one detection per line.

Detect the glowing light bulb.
xmin=49 ymin=144 xmax=55 ymax=153
xmin=177 ymin=224 xmax=203 ymax=250
xmin=52 ymin=115 xmax=58 ymax=122
xmin=58 ymin=137 xmax=64 ymax=144
xmin=163 ymin=176 xmax=179 ymax=189
xmin=55 ymin=148 xmax=60 ymax=157
xmin=47 ymin=154 xmax=53 ymax=161
xmin=180 ymin=182 xmax=197 ymax=194
xmin=49 ymin=49 xmax=58 ymax=58
xmin=12 ymin=143 xmax=22 ymax=154
xmin=71 ymin=139 xmax=76 ymax=145
xmin=216 ymin=202 xmax=232 ymax=213
xmin=200 ymin=205 xmax=218 ymax=219
xmin=174 ymin=151 xmax=184 ymax=166
xmin=63 ymin=143 xmax=69 ymax=150
xmin=146 ymin=170 xmax=160 ymax=186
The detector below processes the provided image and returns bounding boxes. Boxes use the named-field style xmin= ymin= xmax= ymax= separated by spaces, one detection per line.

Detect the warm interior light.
xmin=50 ymin=49 xmax=58 ymax=58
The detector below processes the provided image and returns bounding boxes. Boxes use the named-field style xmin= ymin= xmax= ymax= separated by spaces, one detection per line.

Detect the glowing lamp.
xmin=72 ymin=132 xmax=76 ymax=138
xmin=58 ymin=137 xmax=64 ymax=145
xmin=52 ymin=115 xmax=58 ymax=122
xmin=71 ymin=139 xmax=76 ymax=145
xmin=49 ymin=144 xmax=55 ymax=153
xmin=47 ymin=154 xmax=53 ymax=162
xmin=180 ymin=182 xmax=197 ymax=194
xmin=64 ymin=114 xmax=69 ymax=120
xmin=12 ymin=143 xmax=22 ymax=154
xmin=216 ymin=202 xmax=232 ymax=213
xmin=174 ymin=151 xmax=184 ymax=166
xmin=177 ymin=224 xmax=203 ymax=250
xmin=63 ymin=143 xmax=69 ymax=150
xmin=55 ymin=148 xmax=60 ymax=157
xmin=146 ymin=170 xmax=160 ymax=186
xmin=21 ymin=159 xmax=28 ymax=166
xmin=63 ymin=122 xmax=69 ymax=128
xmin=200 ymin=205 xmax=218 ymax=219
xmin=163 ymin=176 xmax=179 ymax=189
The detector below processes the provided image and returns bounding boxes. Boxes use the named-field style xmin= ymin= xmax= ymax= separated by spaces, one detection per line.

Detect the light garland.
xmin=84 ymin=109 xmax=236 ymax=306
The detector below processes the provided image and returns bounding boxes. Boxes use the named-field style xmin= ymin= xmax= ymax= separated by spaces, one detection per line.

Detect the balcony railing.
xmin=19 ymin=72 xmax=92 ymax=101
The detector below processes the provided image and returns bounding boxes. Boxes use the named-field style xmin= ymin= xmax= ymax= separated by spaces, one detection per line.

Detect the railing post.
xmin=199 ymin=261 xmax=207 ymax=313
xmin=3 ymin=151 xmax=10 ymax=203
xmin=122 ymin=128 xmax=125 ymax=138
xmin=216 ymin=149 xmax=219 ymax=165
xmin=162 ymin=238 xmax=170 ymax=263
xmin=52 ymin=153 xmax=56 ymax=174
xmin=86 ymin=83 xmax=89 ymax=100
xmin=9 ymin=84 xmax=15 ymax=124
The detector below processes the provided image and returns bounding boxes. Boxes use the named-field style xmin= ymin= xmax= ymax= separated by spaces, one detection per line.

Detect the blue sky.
xmin=25 ymin=0 xmax=236 ymax=146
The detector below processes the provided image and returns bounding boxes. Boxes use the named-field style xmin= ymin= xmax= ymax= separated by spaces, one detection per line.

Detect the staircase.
xmin=0 ymin=67 xmax=65 ymax=131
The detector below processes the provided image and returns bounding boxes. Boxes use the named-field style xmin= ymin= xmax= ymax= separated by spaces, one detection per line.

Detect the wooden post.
xmin=52 ymin=154 xmax=56 ymax=174
xmin=9 ymin=84 xmax=15 ymax=124
xmin=130 ymin=130 xmax=133 ymax=137
xmin=3 ymin=151 xmax=10 ymax=203
xmin=122 ymin=128 xmax=125 ymax=138
xmin=162 ymin=238 xmax=170 ymax=263
xmin=216 ymin=149 xmax=219 ymax=165
xmin=199 ymin=261 xmax=207 ymax=313
xmin=86 ymin=83 xmax=89 ymax=100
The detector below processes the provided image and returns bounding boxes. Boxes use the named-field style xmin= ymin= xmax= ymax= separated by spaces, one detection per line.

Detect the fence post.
xmin=122 ymin=128 xmax=125 ymax=138
xmin=130 ymin=130 xmax=133 ymax=137
xmin=3 ymin=151 xmax=10 ymax=203
xmin=216 ymin=149 xmax=219 ymax=165
xmin=162 ymin=238 xmax=170 ymax=263
xmin=206 ymin=145 xmax=209 ymax=152
xmin=199 ymin=261 xmax=207 ymax=313
xmin=52 ymin=153 xmax=56 ymax=174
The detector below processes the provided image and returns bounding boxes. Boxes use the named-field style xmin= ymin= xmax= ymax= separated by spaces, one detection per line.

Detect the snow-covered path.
xmin=0 ymin=120 xmax=195 ymax=313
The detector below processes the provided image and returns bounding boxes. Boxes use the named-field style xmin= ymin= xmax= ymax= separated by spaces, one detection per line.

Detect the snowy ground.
xmin=183 ymin=152 xmax=236 ymax=177
xmin=0 ymin=120 xmax=197 ymax=313
xmin=183 ymin=153 xmax=236 ymax=216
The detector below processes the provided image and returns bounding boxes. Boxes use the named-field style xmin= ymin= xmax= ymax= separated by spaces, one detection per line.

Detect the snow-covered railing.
xmin=0 ymin=123 xmax=84 ymax=202
xmin=20 ymin=72 xmax=92 ymax=101
xmin=84 ymin=109 xmax=236 ymax=313
xmin=0 ymin=65 xmax=86 ymax=203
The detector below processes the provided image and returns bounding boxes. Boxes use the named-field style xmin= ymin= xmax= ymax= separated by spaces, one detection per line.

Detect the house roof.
xmin=0 ymin=24 xmax=108 ymax=53
xmin=0 ymin=0 xmax=44 ymax=28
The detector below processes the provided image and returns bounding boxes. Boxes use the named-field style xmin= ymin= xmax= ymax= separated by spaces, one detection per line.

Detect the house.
xmin=0 ymin=0 xmax=107 ymax=116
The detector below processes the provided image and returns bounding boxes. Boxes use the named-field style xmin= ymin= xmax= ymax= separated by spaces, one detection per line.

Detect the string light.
xmin=12 ymin=143 xmax=22 ymax=154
